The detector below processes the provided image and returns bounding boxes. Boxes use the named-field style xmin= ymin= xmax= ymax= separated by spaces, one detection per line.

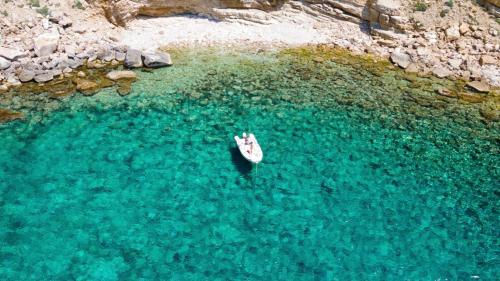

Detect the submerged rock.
xmin=0 ymin=109 xmax=24 ymax=123
xmin=106 ymin=70 xmax=137 ymax=80
xmin=74 ymin=78 xmax=99 ymax=95
xmin=457 ymin=92 xmax=485 ymax=103
xmin=116 ymin=80 xmax=133 ymax=96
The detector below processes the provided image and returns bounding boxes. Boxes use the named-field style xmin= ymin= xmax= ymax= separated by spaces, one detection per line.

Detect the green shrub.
xmin=74 ymin=0 xmax=84 ymax=10
xmin=1 ymin=10 xmax=8 ymax=16
xmin=445 ymin=0 xmax=454 ymax=8
xmin=36 ymin=5 xmax=49 ymax=16
xmin=29 ymin=0 xmax=40 ymax=7
xmin=414 ymin=1 xmax=427 ymax=12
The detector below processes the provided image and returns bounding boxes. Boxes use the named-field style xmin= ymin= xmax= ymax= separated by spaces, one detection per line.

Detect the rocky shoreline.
xmin=0 ymin=0 xmax=499 ymax=97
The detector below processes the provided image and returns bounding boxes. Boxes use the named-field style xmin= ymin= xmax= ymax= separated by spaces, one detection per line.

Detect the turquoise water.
xmin=0 ymin=49 xmax=498 ymax=280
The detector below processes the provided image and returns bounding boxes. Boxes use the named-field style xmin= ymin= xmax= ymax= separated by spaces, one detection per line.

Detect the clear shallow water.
xmin=0 ymin=48 xmax=498 ymax=280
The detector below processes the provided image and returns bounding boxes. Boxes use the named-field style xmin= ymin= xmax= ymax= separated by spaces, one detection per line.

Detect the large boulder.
xmin=0 ymin=57 xmax=11 ymax=70
xmin=142 ymin=51 xmax=172 ymax=68
xmin=34 ymin=31 xmax=60 ymax=57
xmin=124 ymin=49 xmax=142 ymax=68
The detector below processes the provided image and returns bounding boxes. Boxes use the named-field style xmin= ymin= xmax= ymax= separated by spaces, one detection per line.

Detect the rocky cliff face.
xmin=91 ymin=0 xmax=287 ymax=26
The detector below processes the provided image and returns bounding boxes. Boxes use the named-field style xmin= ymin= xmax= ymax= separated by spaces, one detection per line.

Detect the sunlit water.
xmin=0 ymin=48 xmax=498 ymax=280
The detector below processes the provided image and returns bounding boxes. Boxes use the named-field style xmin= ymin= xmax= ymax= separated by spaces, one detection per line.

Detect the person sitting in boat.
xmin=243 ymin=132 xmax=253 ymax=145
xmin=243 ymin=133 xmax=254 ymax=154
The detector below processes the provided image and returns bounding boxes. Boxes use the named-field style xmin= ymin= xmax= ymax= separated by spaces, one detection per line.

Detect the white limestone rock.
xmin=34 ymin=30 xmax=60 ymax=57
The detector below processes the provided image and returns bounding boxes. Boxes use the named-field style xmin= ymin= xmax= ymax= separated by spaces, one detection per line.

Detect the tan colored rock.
xmin=106 ymin=70 xmax=137 ymax=80
xmin=75 ymin=78 xmax=99 ymax=94
xmin=405 ymin=63 xmax=419 ymax=74
xmin=466 ymin=81 xmax=491 ymax=93
xmin=432 ymin=66 xmax=452 ymax=78
xmin=459 ymin=23 xmax=469 ymax=35
xmin=0 ymin=109 xmax=24 ymax=123
xmin=458 ymin=92 xmax=485 ymax=103
xmin=479 ymin=55 xmax=497 ymax=66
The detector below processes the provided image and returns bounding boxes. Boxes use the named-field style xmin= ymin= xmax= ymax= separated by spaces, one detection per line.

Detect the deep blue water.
xmin=0 ymin=49 xmax=498 ymax=280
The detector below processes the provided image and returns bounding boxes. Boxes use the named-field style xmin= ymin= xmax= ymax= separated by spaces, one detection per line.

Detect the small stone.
xmin=416 ymin=47 xmax=430 ymax=56
xmin=445 ymin=24 xmax=460 ymax=41
xmin=466 ymin=81 xmax=490 ymax=93
xmin=436 ymin=87 xmax=456 ymax=98
xmin=86 ymin=60 xmax=106 ymax=69
xmin=432 ymin=66 xmax=452 ymax=78
xmin=448 ymin=58 xmax=462 ymax=69
xmin=67 ymin=58 xmax=83 ymax=69
xmin=42 ymin=18 xmax=50 ymax=30
xmin=404 ymin=63 xmax=419 ymax=74
xmin=459 ymin=23 xmax=469 ymax=35
xmin=77 ymin=71 xmax=86 ymax=77
xmin=472 ymin=31 xmax=483 ymax=39
xmin=115 ymin=51 xmax=126 ymax=62
xmin=106 ymin=70 xmax=137 ymax=81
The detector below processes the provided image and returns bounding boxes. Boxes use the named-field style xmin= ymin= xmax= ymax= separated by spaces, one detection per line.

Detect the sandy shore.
xmin=120 ymin=13 xmax=373 ymax=52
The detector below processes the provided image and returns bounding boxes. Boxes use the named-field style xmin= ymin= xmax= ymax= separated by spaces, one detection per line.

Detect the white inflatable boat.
xmin=234 ymin=132 xmax=263 ymax=164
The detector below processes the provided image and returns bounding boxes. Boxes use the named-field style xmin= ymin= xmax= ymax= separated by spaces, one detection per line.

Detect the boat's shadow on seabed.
xmin=229 ymin=146 xmax=253 ymax=175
